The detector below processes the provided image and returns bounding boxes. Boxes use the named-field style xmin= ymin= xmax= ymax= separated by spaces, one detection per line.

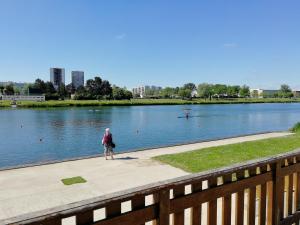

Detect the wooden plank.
xmin=266 ymin=181 xmax=273 ymax=225
xmin=222 ymin=174 xmax=232 ymax=225
xmin=248 ymin=187 xmax=256 ymax=225
xmin=94 ymin=205 xmax=158 ymax=225
xmin=248 ymin=168 xmax=257 ymax=225
xmin=152 ymin=193 xmax=159 ymax=225
xmin=132 ymin=196 xmax=145 ymax=225
xmin=236 ymin=190 xmax=245 ymax=225
xmin=159 ymin=189 xmax=170 ymax=225
xmin=259 ymin=164 xmax=267 ymax=225
xmin=223 ymin=194 xmax=231 ymax=225
xmin=76 ymin=210 xmax=94 ymax=225
xmin=172 ymin=186 xmax=185 ymax=225
xmin=190 ymin=182 xmax=202 ymax=225
xmin=260 ymin=183 xmax=267 ymax=225
xmin=170 ymin=172 xmax=272 ymax=214
xmin=272 ymin=161 xmax=284 ymax=225
xmin=29 ymin=219 xmax=62 ymax=225
xmin=106 ymin=201 xmax=121 ymax=218
xmin=288 ymin=174 xmax=294 ymax=215
xmin=208 ymin=178 xmax=217 ymax=225
xmin=235 ymin=170 xmax=245 ymax=225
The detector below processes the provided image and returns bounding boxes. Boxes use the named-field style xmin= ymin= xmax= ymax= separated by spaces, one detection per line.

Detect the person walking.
xmin=102 ymin=128 xmax=114 ymax=160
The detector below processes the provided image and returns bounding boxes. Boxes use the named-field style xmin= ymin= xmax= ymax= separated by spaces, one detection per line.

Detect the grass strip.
xmin=154 ymin=132 xmax=300 ymax=173
xmin=1 ymin=98 xmax=300 ymax=108
xmin=61 ymin=176 xmax=87 ymax=185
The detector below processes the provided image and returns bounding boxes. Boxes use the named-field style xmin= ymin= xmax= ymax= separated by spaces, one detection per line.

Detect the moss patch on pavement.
xmin=61 ymin=176 xmax=87 ymax=185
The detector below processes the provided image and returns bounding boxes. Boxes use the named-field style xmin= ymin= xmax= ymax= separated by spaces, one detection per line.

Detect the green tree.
xmin=112 ymin=86 xmax=132 ymax=100
xmin=57 ymin=84 xmax=67 ymax=100
xmin=212 ymin=84 xmax=227 ymax=97
xmin=197 ymin=83 xmax=213 ymax=99
xmin=183 ymin=83 xmax=196 ymax=91
xmin=33 ymin=79 xmax=47 ymax=93
xmin=160 ymin=87 xmax=176 ymax=98
xmin=4 ymin=84 xmax=15 ymax=95
xmin=178 ymin=88 xmax=192 ymax=99
xmin=239 ymin=85 xmax=250 ymax=98
xmin=279 ymin=84 xmax=292 ymax=98
xmin=0 ymin=85 xmax=4 ymax=94
xmin=227 ymin=85 xmax=240 ymax=97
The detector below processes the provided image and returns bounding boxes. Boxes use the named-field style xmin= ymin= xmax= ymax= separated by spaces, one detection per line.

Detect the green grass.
xmin=154 ymin=132 xmax=300 ymax=173
xmin=61 ymin=176 xmax=87 ymax=185
xmin=1 ymin=98 xmax=300 ymax=108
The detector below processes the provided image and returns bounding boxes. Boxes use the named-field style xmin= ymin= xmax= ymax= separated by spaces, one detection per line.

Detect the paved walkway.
xmin=0 ymin=132 xmax=291 ymax=221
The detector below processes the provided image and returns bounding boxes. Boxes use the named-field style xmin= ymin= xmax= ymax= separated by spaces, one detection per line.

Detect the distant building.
xmin=71 ymin=71 xmax=84 ymax=89
xmin=293 ymin=90 xmax=300 ymax=98
xmin=50 ymin=68 xmax=65 ymax=90
xmin=0 ymin=94 xmax=45 ymax=101
xmin=250 ymin=89 xmax=279 ymax=98
xmin=132 ymin=85 xmax=162 ymax=98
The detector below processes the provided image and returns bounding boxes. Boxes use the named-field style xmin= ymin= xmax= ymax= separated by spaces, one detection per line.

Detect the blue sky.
xmin=0 ymin=0 xmax=300 ymax=89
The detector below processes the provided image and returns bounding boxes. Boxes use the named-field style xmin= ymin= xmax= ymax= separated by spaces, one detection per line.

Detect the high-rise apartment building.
xmin=50 ymin=68 xmax=65 ymax=89
xmin=71 ymin=71 xmax=84 ymax=89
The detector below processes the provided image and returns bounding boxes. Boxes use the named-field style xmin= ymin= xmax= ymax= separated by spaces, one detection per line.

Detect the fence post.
xmin=159 ymin=189 xmax=170 ymax=225
xmin=272 ymin=160 xmax=283 ymax=225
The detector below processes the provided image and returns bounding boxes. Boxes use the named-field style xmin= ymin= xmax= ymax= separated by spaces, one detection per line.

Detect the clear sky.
xmin=0 ymin=0 xmax=300 ymax=89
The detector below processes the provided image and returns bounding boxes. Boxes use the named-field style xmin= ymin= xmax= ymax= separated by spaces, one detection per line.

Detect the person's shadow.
xmin=115 ymin=156 xmax=138 ymax=160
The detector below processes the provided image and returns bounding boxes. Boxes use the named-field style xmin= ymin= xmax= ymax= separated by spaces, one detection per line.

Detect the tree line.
xmin=0 ymin=77 xmax=132 ymax=100
xmin=0 ymin=80 xmax=296 ymax=100
xmin=143 ymin=83 xmax=296 ymax=99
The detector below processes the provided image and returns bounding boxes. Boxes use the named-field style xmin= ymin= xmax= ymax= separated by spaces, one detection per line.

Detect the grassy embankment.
xmin=1 ymin=98 xmax=300 ymax=108
xmin=154 ymin=123 xmax=300 ymax=173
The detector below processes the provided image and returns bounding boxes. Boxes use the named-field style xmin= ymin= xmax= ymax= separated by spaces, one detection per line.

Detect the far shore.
xmin=1 ymin=98 xmax=300 ymax=108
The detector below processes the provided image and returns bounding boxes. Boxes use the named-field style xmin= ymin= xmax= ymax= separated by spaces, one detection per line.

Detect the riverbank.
xmin=0 ymin=132 xmax=291 ymax=221
xmin=1 ymin=98 xmax=300 ymax=108
xmin=155 ymin=128 xmax=300 ymax=173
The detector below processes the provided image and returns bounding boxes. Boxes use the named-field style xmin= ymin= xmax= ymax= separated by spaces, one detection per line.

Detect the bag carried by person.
xmin=111 ymin=142 xmax=116 ymax=148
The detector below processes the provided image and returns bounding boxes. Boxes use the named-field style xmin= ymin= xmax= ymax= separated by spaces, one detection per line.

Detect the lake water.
xmin=1 ymin=103 xmax=300 ymax=169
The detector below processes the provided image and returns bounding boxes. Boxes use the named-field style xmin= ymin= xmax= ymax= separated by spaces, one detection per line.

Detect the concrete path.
xmin=0 ymin=132 xmax=291 ymax=221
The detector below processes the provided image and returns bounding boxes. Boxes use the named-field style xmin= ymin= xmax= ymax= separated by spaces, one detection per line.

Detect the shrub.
xmin=290 ymin=122 xmax=300 ymax=133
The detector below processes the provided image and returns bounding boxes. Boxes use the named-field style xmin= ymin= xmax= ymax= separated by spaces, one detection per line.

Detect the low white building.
xmin=132 ymin=85 xmax=162 ymax=98
xmin=0 ymin=95 xmax=45 ymax=101
xmin=250 ymin=89 xmax=279 ymax=98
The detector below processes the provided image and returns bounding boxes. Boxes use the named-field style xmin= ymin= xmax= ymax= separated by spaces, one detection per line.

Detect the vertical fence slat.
xmin=223 ymin=194 xmax=231 ymax=225
xmin=248 ymin=168 xmax=257 ymax=225
xmin=248 ymin=187 xmax=256 ymax=225
xmin=288 ymin=173 xmax=294 ymax=216
xmin=191 ymin=182 xmax=202 ymax=225
xmin=106 ymin=201 xmax=121 ymax=219
xmin=260 ymin=183 xmax=267 ymax=225
xmin=152 ymin=193 xmax=159 ymax=225
xmin=173 ymin=186 xmax=185 ymax=225
xmin=132 ymin=195 xmax=145 ymax=225
xmin=159 ymin=189 xmax=170 ymax=225
xmin=76 ymin=210 xmax=94 ymax=225
xmin=223 ymin=174 xmax=232 ymax=225
xmin=208 ymin=178 xmax=217 ymax=225
xmin=259 ymin=165 xmax=267 ymax=225
xmin=272 ymin=161 xmax=284 ymax=225
xmin=236 ymin=171 xmax=245 ymax=225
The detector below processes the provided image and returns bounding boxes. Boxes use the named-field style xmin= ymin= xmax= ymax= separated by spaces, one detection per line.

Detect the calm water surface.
xmin=0 ymin=103 xmax=300 ymax=168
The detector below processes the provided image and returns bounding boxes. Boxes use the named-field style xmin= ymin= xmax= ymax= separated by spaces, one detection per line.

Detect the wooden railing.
xmin=3 ymin=149 xmax=300 ymax=225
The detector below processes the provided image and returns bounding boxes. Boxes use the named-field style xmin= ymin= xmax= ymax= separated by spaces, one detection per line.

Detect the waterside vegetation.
xmin=1 ymin=97 xmax=300 ymax=108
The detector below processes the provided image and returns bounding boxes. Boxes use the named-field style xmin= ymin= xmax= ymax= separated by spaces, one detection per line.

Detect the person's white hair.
xmin=105 ymin=128 xmax=110 ymax=133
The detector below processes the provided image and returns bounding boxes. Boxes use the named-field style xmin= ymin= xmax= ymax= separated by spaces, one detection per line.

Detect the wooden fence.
xmin=3 ymin=149 xmax=300 ymax=225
